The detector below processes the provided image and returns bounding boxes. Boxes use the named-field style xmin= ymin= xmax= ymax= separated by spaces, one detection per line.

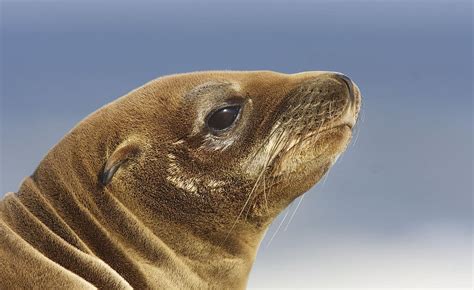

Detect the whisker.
xmin=244 ymin=119 xmax=286 ymax=165
xmin=283 ymin=193 xmax=305 ymax=232
xmin=259 ymin=131 xmax=284 ymax=210
xmin=222 ymin=124 xmax=289 ymax=244
xmin=262 ymin=174 xmax=269 ymax=212
xmin=222 ymin=167 xmax=266 ymax=244
xmin=225 ymin=89 xmax=336 ymax=245
xmin=359 ymin=104 xmax=366 ymax=124
xmin=351 ymin=123 xmax=361 ymax=148
xmin=266 ymin=206 xmax=291 ymax=248
xmin=352 ymin=104 xmax=364 ymax=147
xmin=320 ymin=166 xmax=332 ymax=189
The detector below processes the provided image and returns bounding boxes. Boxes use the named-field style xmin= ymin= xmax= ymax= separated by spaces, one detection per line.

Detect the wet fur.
xmin=0 ymin=71 xmax=361 ymax=289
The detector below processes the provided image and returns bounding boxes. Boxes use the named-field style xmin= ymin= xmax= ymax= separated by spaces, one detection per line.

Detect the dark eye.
xmin=206 ymin=105 xmax=241 ymax=132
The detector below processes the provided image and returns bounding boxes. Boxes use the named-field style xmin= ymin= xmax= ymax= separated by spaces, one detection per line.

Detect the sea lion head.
xmin=97 ymin=71 xmax=361 ymax=250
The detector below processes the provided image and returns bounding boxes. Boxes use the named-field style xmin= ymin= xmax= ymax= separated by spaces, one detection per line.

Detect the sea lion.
xmin=0 ymin=70 xmax=361 ymax=289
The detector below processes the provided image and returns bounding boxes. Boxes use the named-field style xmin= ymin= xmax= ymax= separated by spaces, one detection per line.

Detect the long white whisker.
xmin=222 ymin=168 xmax=265 ymax=244
xmin=283 ymin=193 xmax=305 ymax=232
xmin=351 ymin=123 xmax=361 ymax=148
xmin=262 ymin=174 xmax=269 ymax=211
xmin=222 ymin=124 xmax=289 ymax=244
xmin=245 ymin=120 xmax=286 ymax=166
xmin=266 ymin=206 xmax=291 ymax=248
xmin=320 ymin=166 xmax=333 ymax=189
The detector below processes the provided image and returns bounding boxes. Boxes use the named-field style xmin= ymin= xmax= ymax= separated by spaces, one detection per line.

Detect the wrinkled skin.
xmin=0 ymin=71 xmax=361 ymax=289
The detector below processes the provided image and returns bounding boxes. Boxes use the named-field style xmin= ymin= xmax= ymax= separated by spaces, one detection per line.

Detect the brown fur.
xmin=0 ymin=70 xmax=361 ymax=289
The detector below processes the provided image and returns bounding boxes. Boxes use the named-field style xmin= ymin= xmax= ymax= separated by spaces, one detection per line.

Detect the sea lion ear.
xmin=100 ymin=141 xmax=142 ymax=186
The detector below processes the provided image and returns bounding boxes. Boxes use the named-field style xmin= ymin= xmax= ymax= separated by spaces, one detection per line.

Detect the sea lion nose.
xmin=334 ymin=73 xmax=354 ymax=103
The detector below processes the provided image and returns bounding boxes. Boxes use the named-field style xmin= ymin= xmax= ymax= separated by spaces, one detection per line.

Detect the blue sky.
xmin=1 ymin=0 xmax=472 ymax=288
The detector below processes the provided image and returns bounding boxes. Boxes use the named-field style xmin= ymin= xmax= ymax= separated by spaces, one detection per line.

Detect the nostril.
xmin=334 ymin=73 xmax=354 ymax=102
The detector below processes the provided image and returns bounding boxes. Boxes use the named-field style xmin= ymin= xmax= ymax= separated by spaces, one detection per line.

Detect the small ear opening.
xmin=100 ymin=142 xmax=141 ymax=186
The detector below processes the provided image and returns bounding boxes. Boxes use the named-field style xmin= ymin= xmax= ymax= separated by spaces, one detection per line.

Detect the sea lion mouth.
xmin=269 ymin=123 xmax=353 ymax=175
xmin=301 ymin=122 xmax=353 ymax=142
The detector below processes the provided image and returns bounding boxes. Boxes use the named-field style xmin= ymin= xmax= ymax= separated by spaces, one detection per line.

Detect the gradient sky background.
xmin=1 ymin=0 xmax=472 ymax=288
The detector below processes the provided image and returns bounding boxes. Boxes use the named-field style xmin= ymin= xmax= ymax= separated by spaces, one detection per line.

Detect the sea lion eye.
xmin=206 ymin=105 xmax=241 ymax=132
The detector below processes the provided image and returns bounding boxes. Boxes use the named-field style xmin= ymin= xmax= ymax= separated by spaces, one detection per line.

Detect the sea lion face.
xmin=104 ymin=71 xmax=361 ymax=238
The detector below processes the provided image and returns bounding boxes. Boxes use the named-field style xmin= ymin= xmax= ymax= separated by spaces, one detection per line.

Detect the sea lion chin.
xmin=0 ymin=70 xmax=361 ymax=289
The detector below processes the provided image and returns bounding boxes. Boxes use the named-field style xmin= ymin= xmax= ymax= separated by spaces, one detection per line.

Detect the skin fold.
xmin=0 ymin=70 xmax=361 ymax=289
